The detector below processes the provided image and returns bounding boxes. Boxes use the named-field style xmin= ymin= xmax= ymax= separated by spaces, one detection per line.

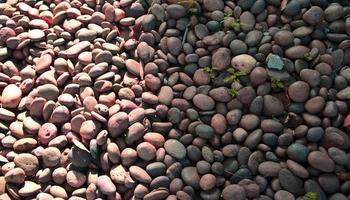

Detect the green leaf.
xmin=302 ymin=192 xmax=317 ymax=200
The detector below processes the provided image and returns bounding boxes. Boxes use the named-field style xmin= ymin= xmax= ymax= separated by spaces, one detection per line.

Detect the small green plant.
xmin=303 ymin=52 xmax=313 ymax=61
xmin=271 ymin=77 xmax=284 ymax=89
xmin=177 ymin=0 xmax=197 ymax=14
xmin=302 ymin=192 xmax=317 ymax=200
xmin=227 ymin=88 xmax=238 ymax=98
xmin=203 ymin=66 xmax=216 ymax=79
xmin=224 ymin=68 xmax=246 ymax=83
xmin=228 ymin=19 xmax=241 ymax=32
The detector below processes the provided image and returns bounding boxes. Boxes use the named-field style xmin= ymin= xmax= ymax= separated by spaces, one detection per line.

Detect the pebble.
xmin=193 ymin=94 xmax=215 ymax=111
xmin=303 ymin=6 xmax=324 ymax=25
xmin=308 ymin=151 xmax=335 ymax=172
xmin=287 ymin=143 xmax=309 ymax=163
xmin=129 ymin=166 xmax=152 ymax=184
xmin=164 ymin=139 xmax=186 ymax=160
xmin=0 ymin=1 xmax=349 ymax=199
xmin=181 ymin=167 xmax=200 ymax=189
xmin=212 ymin=48 xmax=231 ymax=71
xmin=18 ymin=181 xmax=41 ymax=197
xmin=222 ymin=184 xmax=246 ymax=200
xmin=108 ymin=112 xmax=129 ymax=137
xmin=231 ymin=54 xmax=256 ymax=73
xmin=97 ymin=175 xmax=116 ymax=195
xmin=288 ymin=81 xmax=310 ymax=102
xmin=1 ymin=84 xmax=22 ymax=108
xmin=14 ymin=153 xmax=39 ymax=176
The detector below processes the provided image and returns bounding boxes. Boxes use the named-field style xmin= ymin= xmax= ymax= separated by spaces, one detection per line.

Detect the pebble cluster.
xmin=0 ymin=0 xmax=350 ymax=199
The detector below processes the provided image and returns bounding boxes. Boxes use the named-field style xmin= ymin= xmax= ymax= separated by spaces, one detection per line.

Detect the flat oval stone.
xmin=231 ymin=54 xmax=256 ymax=74
xmin=19 ymin=181 xmax=41 ymax=197
xmin=288 ymin=81 xmax=310 ymax=102
xmin=193 ymin=94 xmax=215 ymax=111
xmin=308 ymin=151 xmax=335 ymax=172
xmin=181 ymin=167 xmax=200 ymax=189
xmin=14 ymin=153 xmax=39 ymax=176
xmin=108 ymin=112 xmax=129 ymax=138
xmin=97 ymin=175 xmax=116 ymax=195
xmin=129 ymin=166 xmax=152 ymax=184
xmin=1 ymin=84 xmax=22 ymax=108
xmin=164 ymin=139 xmax=186 ymax=160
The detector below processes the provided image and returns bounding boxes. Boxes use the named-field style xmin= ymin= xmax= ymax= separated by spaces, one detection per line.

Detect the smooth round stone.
xmin=19 ymin=181 xmax=41 ymax=197
xmin=318 ymin=173 xmax=339 ymax=194
xmin=181 ymin=167 xmax=200 ymax=189
xmin=110 ymin=165 xmax=126 ymax=184
xmin=285 ymin=46 xmax=310 ymax=59
xmin=328 ymin=147 xmax=350 ymax=166
xmin=142 ymin=14 xmax=156 ymax=32
xmin=49 ymin=105 xmax=70 ymax=124
xmin=193 ymin=94 xmax=215 ymax=111
xmin=137 ymin=142 xmax=156 ymax=161
xmin=164 ymin=139 xmax=186 ymax=160
xmin=125 ymin=59 xmax=141 ymax=76
xmin=231 ymin=54 xmax=256 ymax=73
xmin=222 ymin=184 xmax=246 ymax=200
xmin=167 ymin=37 xmax=182 ymax=56
xmin=239 ymin=114 xmax=260 ymax=130
xmin=1 ymin=84 xmax=22 ymax=108
xmin=308 ymin=151 xmax=335 ymax=173
xmin=199 ymin=174 xmax=216 ymax=191
xmin=278 ymin=168 xmax=303 ymax=194
xmin=286 ymin=160 xmax=309 ymax=178
xmin=37 ymin=84 xmax=59 ymax=100
xmin=195 ymin=124 xmax=214 ymax=139
xmin=263 ymin=95 xmax=284 ymax=116
xmin=5 ymin=168 xmax=26 ymax=184
xmin=50 ymin=185 xmax=68 ymax=199
xmin=307 ymin=127 xmax=324 ymax=142
xmin=166 ymin=4 xmax=187 ymax=19
xmin=146 ymin=162 xmax=166 ymax=177
xmin=287 ymin=143 xmax=309 ymax=163
xmin=240 ymin=11 xmax=255 ymax=32
xmin=203 ymin=0 xmax=224 ymax=11
xmin=303 ymin=6 xmax=324 ymax=25
xmin=324 ymin=4 xmax=343 ymax=22
xmin=14 ymin=153 xmax=39 ymax=176
xmin=97 ymin=175 xmax=116 ymax=195
xmin=66 ymin=170 xmax=86 ymax=188
xmin=212 ymin=48 xmax=231 ymax=71
xmin=305 ymin=96 xmax=325 ymax=114
xmin=245 ymin=30 xmax=263 ymax=47
xmin=230 ymin=40 xmax=248 ymax=55
xmin=158 ymin=86 xmax=173 ymax=105
xmin=108 ymin=112 xmax=129 ymax=137
xmin=42 ymin=147 xmax=61 ymax=167
xmin=288 ymin=81 xmax=309 ymax=102
xmin=28 ymin=29 xmax=45 ymax=41
xmin=300 ymin=69 xmax=320 ymax=87
xmin=258 ymin=161 xmax=281 ymax=177
xmin=129 ymin=166 xmax=152 ymax=184
xmin=207 ymin=21 xmax=221 ymax=32
xmin=274 ymin=190 xmax=295 ymax=200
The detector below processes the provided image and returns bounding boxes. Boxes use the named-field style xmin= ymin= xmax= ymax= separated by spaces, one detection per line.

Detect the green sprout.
xmin=271 ymin=77 xmax=284 ymax=89
xmin=228 ymin=19 xmax=241 ymax=32
xmin=203 ymin=66 xmax=216 ymax=79
xmin=224 ymin=68 xmax=246 ymax=83
xmin=346 ymin=94 xmax=350 ymax=100
xmin=303 ymin=52 xmax=313 ymax=61
xmin=302 ymin=192 xmax=317 ymax=200
xmin=224 ymin=12 xmax=233 ymax=19
xmin=227 ymin=88 xmax=238 ymax=98
xmin=177 ymin=0 xmax=198 ymax=15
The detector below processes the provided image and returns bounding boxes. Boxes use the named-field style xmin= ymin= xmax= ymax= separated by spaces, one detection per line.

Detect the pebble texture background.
xmin=0 ymin=0 xmax=350 ymax=199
